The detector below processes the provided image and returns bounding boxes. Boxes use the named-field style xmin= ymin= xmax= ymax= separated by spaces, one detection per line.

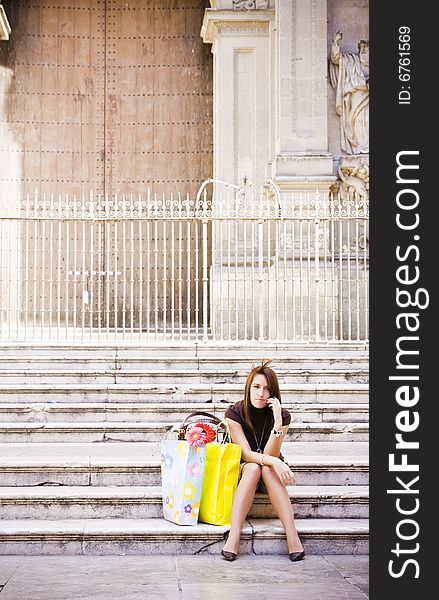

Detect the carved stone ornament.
xmin=329 ymin=163 xmax=369 ymax=201
xmin=329 ymin=31 xmax=369 ymax=155
xmin=232 ymin=0 xmax=270 ymax=10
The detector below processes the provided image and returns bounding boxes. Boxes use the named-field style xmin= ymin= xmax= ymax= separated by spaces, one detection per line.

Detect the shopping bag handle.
xmin=177 ymin=411 xmax=222 ymax=440
xmin=163 ymin=417 xmax=235 ymax=445
xmin=162 ymin=423 xmax=179 ymax=441
xmin=181 ymin=411 xmax=222 ymax=427
xmin=214 ymin=418 xmax=233 ymax=444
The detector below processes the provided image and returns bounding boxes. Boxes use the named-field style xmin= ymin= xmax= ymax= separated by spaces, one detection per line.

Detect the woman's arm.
xmin=226 ymin=419 xmax=274 ymax=465
xmin=263 ymin=396 xmax=289 ymax=457
xmin=262 ymin=424 xmax=290 ymax=457
xmin=226 ymin=418 xmax=267 ymax=464
xmin=226 ymin=418 xmax=295 ymax=487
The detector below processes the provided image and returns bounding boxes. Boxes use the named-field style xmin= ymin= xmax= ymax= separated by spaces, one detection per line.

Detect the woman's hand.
xmin=267 ymin=396 xmax=282 ymax=428
xmin=273 ymin=457 xmax=296 ymax=487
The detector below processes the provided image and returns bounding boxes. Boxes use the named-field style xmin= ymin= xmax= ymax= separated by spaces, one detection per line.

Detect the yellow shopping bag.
xmin=198 ymin=423 xmax=241 ymax=526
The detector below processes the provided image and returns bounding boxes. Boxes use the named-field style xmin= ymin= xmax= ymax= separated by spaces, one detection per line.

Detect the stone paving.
xmin=0 ymin=554 xmax=368 ymax=599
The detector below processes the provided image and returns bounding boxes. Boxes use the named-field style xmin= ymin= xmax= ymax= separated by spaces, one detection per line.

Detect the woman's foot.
xmin=222 ymin=535 xmax=239 ymax=560
xmin=287 ymin=536 xmax=304 ymax=555
xmin=221 ymin=549 xmax=237 ymax=561
xmin=289 ymin=550 xmax=305 ymax=562
xmin=288 ymin=536 xmax=305 ymax=562
xmin=222 ymin=534 xmax=240 ymax=555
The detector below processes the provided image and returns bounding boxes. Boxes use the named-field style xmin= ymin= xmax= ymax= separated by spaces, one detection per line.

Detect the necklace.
xmin=253 ymin=413 xmax=268 ymax=453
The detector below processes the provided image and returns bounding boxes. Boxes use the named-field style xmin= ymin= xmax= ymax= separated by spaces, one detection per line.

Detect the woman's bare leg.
xmin=261 ymin=466 xmax=304 ymax=553
xmin=222 ymin=463 xmax=261 ymax=554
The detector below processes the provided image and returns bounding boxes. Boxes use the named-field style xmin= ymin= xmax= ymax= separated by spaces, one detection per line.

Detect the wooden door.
xmin=102 ymin=0 xmax=212 ymax=331
xmin=0 ymin=0 xmax=212 ymax=335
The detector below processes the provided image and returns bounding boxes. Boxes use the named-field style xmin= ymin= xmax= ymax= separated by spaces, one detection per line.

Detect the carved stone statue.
xmin=329 ymin=31 xmax=369 ymax=155
xmin=329 ymin=164 xmax=369 ymax=202
xmin=232 ymin=0 xmax=269 ymax=9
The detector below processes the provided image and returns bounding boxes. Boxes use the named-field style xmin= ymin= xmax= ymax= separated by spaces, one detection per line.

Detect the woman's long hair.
xmin=242 ymin=360 xmax=282 ymax=433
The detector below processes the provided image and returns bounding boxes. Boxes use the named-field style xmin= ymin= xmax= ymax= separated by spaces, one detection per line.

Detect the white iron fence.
xmin=0 ymin=189 xmax=368 ymax=343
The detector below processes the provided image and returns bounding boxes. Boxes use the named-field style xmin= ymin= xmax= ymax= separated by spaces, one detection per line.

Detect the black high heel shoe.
xmin=289 ymin=550 xmax=305 ymax=562
xmin=221 ymin=549 xmax=237 ymax=561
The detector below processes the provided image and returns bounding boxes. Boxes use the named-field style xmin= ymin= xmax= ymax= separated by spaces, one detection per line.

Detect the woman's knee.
xmin=261 ymin=464 xmax=281 ymax=485
xmin=242 ymin=462 xmax=262 ymax=483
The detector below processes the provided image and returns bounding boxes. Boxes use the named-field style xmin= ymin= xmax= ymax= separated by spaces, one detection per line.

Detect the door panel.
xmin=104 ymin=0 xmax=212 ymax=198
xmin=0 ymin=0 xmax=212 ymax=335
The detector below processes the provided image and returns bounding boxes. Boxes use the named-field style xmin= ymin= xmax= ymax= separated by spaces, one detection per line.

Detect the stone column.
xmin=201 ymin=5 xmax=274 ymax=194
xmin=200 ymin=2 xmax=337 ymax=341
xmin=271 ymin=0 xmax=334 ymax=191
xmin=201 ymin=4 xmax=274 ymax=340
xmin=267 ymin=1 xmax=337 ymax=340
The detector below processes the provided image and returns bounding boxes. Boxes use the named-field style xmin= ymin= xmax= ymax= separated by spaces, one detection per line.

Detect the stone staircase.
xmin=0 ymin=342 xmax=369 ymax=555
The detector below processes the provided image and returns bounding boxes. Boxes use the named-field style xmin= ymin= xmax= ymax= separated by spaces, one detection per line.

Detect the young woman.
xmin=222 ymin=360 xmax=305 ymax=562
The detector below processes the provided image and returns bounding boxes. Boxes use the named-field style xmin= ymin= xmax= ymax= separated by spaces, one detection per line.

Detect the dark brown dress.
xmin=225 ymin=400 xmax=291 ymax=462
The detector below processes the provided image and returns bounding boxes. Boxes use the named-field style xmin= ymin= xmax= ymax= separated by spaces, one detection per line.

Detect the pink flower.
xmin=194 ymin=423 xmax=217 ymax=443
xmin=185 ymin=426 xmax=207 ymax=447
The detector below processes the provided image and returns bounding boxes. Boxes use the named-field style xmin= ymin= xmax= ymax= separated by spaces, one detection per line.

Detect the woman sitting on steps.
xmin=221 ymin=360 xmax=305 ymax=562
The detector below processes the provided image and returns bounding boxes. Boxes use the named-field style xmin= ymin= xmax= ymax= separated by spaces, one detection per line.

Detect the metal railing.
xmin=0 ymin=188 xmax=368 ymax=343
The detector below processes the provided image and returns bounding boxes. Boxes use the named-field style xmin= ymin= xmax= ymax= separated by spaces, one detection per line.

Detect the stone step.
xmin=0 ymin=442 xmax=368 ymax=487
xmin=0 ymin=355 xmax=369 ymax=372
xmin=0 ymin=402 xmax=369 ymax=423
xmin=0 ymin=517 xmax=369 ymax=555
xmin=0 ymin=368 xmax=368 ymax=385
xmin=0 ymin=421 xmax=369 ymax=443
xmin=0 ymin=382 xmax=369 ymax=404
xmin=0 ymin=485 xmax=369 ymax=520
xmin=0 ymin=342 xmax=368 ymax=556
xmin=0 ymin=342 xmax=368 ymax=358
